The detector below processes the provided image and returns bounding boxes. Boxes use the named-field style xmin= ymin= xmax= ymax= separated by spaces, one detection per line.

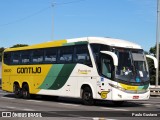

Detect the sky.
xmin=0 ymin=0 xmax=158 ymax=51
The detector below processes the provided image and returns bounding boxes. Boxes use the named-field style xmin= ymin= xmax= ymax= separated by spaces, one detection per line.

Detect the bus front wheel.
xmin=13 ymin=83 xmax=22 ymax=98
xmin=82 ymin=87 xmax=94 ymax=105
xmin=22 ymin=84 xmax=30 ymax=99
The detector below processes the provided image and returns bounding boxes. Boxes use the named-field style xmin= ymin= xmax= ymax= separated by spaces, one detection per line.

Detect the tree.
xmin=0 ymin=47 xmax=5 ymax=62
xmin=10 ymin=44 xmax=28 ymax=48
xmin=0 ymin=44 xmax=28 ymax=62
xmin=147 ymin=44 xmax=160 ymax=85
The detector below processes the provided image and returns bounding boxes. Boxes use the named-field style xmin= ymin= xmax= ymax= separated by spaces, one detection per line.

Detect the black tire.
xmin=82 ymin=87 xmax=94 ymax=105
xmin=22 ymin=84 xmax=30 ymax=99
xmin=13 ymin=83 xmax=22 ymax=98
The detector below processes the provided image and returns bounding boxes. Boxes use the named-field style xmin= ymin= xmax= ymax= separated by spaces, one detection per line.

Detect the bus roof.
xmin=68 ymin=37 xmax=142 ymax=49
xmin=4 ymin=37 xmax=142 ymax=52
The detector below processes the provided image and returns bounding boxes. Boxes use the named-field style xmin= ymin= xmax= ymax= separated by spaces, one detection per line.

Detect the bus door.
xmin=98 ymin=53 xmax=114 ymax=100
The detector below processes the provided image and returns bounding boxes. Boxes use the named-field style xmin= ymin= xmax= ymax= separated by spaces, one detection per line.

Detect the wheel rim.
xmin=22 ymin=86 xmax=28 ymax=97
xmin=14 ymin=85 xmax=19 ymax=95
xmin=23 ymin=91 xmax=28 ymax=97
xmin=83 ymin=92 xmax=91 ymax=101
xmin=22 ymin=85 xmax=30 ymax=99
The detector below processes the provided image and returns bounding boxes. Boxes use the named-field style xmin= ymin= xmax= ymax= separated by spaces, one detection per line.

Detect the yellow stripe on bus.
xmin=119 ymin=83 xmax=138 ymax=90
xmin=5 ymin=40 xmax=67 ymax=52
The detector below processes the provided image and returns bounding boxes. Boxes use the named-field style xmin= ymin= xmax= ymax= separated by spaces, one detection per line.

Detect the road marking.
xmin=0 ymin=93 xmax=8 ymax=95
xmin=1 ymin=97 xmax=15 ymax=100
xmin=105 ymin=119 xmax=117 ymax=120
xmin=93 ymin=117 xmax=105 ymax=120
xmin=26 ymin=100 xmax=42 ymax=103
xmin=93 ymin=118 xmax=117 ymax=120
xmin=142 ymin=104 xmax=152 ymax=106
xmin=6 ymin=106 xmax=16 ymax=109
xmin=155 ymin=105 xmax=160 ymax=107
xmin=58 ymin=103 xmax=80 ymax=107
xmin=101 ymin=107 xmax=128 ymax=111
xmin=6 ymin=106 xmax=35 ymax=111
xmin=6 ymin=106 xmax=22 ymax=110
xmin=23 ymin=109 xmax=35 ymax=111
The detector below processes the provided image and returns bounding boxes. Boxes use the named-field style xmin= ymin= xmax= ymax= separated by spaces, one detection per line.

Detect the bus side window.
xmin=3 ymin=52 xmax=11 ymax=65
xmin=32 ymin=50 xmax=44 ymax=63
xmin=12 ymin=52 xmax=21 ymax=64
xmin=75 ymin=45 xmax=92 ymax=67
xmin=21 ymin=51 xmax=31 ymax=64
xmin=59 ymin=47 xmax=73 ymax=63
xmin=44 ymin=48 xmax=57 ymax=63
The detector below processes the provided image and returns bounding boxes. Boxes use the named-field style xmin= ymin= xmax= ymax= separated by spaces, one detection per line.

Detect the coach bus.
xmin=2 ymin=37 xmax=157 ymax=105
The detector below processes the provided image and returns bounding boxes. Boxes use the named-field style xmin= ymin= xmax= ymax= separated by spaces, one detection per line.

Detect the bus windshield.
xmin=114 ymin=48 xmax=149 ymax=83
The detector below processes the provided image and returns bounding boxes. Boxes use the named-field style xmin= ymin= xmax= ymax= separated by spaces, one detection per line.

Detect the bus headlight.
xmin=109 ymin=83 xmax=149 ymax=94
xmin=109 ymin=83 xmax=126 ymax=91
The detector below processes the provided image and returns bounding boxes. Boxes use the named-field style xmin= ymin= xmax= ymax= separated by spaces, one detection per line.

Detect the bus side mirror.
xmin=146 ymin=55 xmax=158 ymax=69
xmin=100 ymin=51 xmax=118 ymax=66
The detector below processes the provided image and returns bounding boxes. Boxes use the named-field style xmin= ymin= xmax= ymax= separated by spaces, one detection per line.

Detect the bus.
xmin=2 ymin=37 xmax=157 ymax=105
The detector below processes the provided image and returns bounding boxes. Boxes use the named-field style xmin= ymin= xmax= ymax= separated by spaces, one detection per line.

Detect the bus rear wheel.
xmin=22 ymin=84 xmax=30 ymax=99
xmin=13 ymin=83 xmax=22 ymax=98
xmin=82 ymin=87 xmax=94 ymax=105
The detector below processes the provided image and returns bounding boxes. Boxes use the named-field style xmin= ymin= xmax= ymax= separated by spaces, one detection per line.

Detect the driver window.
xmin=101 ymin=55 xmax=113 ymax=79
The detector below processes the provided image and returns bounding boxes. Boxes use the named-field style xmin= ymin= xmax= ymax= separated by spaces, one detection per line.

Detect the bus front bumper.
xmin=111 ymin=87 xmax=150 ymax=101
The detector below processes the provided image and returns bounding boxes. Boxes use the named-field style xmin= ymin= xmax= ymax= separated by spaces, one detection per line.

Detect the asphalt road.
xmin=0 ymin=89 xmax=159 ymax=120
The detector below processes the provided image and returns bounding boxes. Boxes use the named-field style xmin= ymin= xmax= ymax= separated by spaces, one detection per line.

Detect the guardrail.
xmin=150 ymin=85 xmax=160 ymax=96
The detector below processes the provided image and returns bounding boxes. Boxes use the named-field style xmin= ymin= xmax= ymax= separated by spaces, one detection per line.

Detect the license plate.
xmin=133 ymin=96 xmax=139 ymax=99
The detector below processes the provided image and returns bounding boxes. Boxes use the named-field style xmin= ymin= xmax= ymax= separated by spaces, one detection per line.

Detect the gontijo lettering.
xmin=17 ymin=67 xmax=41 ymax=74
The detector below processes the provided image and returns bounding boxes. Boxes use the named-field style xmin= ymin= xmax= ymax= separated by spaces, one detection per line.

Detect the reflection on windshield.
xmin=114 ymin=49 xmax=149 ymax=83
xmin=134 ymin=61 xmax=149 ymax=80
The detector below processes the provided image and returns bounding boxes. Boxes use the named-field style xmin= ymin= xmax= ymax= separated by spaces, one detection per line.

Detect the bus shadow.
xmin=3 ymin=93 xmax=14 ymax=98
xmin=35 ymin=96 xmax=145 ymax=108
xmin=94 ymin=100 xmax=144 ymax=107
xmin=2 ymin=94 xmax=144 ymax=108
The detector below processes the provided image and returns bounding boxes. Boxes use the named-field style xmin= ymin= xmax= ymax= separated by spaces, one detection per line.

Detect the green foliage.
xmin=10 ymin=44 xmax=28 ymax=48
xmin=0 ymin=47 xmax=5 ymax=62
xmin=149 ymin=44 xmax=158 ymax=55
xmin=147 ymin=44 xmax=160 ymax=85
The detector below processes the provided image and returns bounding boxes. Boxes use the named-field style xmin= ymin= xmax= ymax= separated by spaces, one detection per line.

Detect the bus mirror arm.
xmin=146 ymin=55 xmax=158 ymax=69
xmin=100 ymin=51 xmax=118 ymax=66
